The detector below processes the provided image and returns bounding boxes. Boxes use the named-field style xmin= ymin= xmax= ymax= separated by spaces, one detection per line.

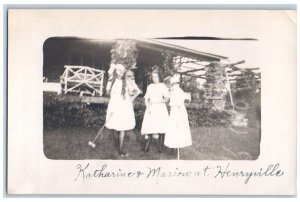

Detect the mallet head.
xmin=88 ymin=141 xmax=96 ymax=148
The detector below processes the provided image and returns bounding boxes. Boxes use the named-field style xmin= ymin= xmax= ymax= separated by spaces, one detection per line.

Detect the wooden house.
xmin=43 ymin=37 xmax=260 ymax=111
xmin=43 ymin=37 xmax=226 ymax=101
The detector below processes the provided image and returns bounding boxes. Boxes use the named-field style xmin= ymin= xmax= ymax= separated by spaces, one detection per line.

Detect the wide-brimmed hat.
xmin=164 ymin=74 xmax=180 ymax=85
xmin=163 ymin=76 xmax=172 ymax=84
xmin=115 ymin=64 xmax=125 ymax=72
xmin=170 ymin=74 xmax=180 ymax=84
xmin=108 ymin=63 xmax=126 ymax=76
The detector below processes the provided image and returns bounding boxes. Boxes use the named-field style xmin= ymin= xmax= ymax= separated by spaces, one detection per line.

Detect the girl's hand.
xmin=185 ymin=93 xmax=191 ymax=102
xmin=129 ymin=89 xmax=141 ymax=103
xmin=145 ymin=101 xmax=151 ymax=114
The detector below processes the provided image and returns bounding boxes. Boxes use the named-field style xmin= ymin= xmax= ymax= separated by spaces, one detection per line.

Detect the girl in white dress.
xmin=164 ymin=76 xmax=192 ymax=149
xmin=141 ymin=68 xmax=169 ymax=153
xmin=105 ymin=64 xmax=141 ymax=157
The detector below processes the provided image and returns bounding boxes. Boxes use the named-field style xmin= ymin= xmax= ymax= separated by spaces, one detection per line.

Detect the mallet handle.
xmin=92 ymin=112 xmax=114 ymax=143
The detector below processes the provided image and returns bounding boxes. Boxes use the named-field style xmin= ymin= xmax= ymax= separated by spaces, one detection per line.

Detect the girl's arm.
xmin=130 ymin=88 xmax=141 ymax=102
xmin=105 ymin=80 xmax=113 ymax=96
xmin=162 ymin=85 xmax=170 ymax=103
xmin=127 ymin=79 xmax=142 ymax=102
xmin=162 ymin=95 xmax=170 ymax=103
xmin=144 ymin=87 xmax=150 ymax=107
xmin=169 ymin=87 xmax=189 ymax=107
xmin=149 ymin=84 xmax=170 ymax=104
xmin=144 ymin=98 xmax=150 ymax=108
xmin=184 ymin=92 xmax=191 ymax=102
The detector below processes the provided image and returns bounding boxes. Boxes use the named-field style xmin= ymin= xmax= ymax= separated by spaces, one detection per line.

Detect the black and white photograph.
xmin=43 ymin=37 xmax=261 ymax=160
xmin=7 ymin=9 xmax=296 ymax=195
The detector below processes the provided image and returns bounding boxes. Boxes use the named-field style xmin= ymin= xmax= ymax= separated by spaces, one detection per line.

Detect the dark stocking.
xmin=112 ymin=130 xmax=119 ymax=149
xmin=118 ymin=131 xmax=125 ymax=155
xmin=158 ymin=133 xmax=165 ymax=153
xmin=143 ymin=134 xmax=152 ymax=152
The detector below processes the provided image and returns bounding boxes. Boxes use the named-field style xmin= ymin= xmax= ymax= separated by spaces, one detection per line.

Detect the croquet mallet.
xmin=88 ymin=112 xmax=114 ymax=148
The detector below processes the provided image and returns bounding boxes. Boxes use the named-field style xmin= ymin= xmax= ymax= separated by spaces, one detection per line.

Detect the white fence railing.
xmin=60 ymin=65 xmax=105 ymax=96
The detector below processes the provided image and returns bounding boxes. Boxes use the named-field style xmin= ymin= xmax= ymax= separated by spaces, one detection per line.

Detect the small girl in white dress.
xmin=141 ymin=68 xmax=169 ymax=153
xmin=164 ymin=75 xmax=192 ymax=149
xmin=105 ymin=64 xmax=141 ymax=157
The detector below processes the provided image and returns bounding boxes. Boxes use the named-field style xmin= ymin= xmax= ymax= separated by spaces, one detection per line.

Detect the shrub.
xmin=44 ymin=92 xmax=233 ymax=129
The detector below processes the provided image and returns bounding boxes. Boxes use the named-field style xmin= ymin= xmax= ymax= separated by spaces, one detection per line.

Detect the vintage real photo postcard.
xmin=7 ymin=9 xmax=296 ymax=195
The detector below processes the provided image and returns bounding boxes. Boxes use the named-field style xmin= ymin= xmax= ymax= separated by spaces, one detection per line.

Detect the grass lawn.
xmin=44 ymin=125 xmax=260 ymax=160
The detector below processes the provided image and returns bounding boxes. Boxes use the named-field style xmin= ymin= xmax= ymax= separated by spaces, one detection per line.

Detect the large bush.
xmin=44 ymin=92 xmax=234 ymax=129
xmin=44 ymin=92 xmax=107 ymax=129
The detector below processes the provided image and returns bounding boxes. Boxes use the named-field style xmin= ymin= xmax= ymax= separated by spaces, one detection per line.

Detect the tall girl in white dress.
xmin=141 ymin=68 xmax=169 ymax=153
xmin=164 ymin=76 xmax=192 ymax=150
xmin=105 ymin=64 xmax=140 ymax=157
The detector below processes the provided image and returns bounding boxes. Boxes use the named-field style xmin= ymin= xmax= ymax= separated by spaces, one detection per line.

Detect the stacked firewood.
xmin=203 ymin=62 xmax=228 ymax=110
xmin=162 ymin=52 xmax=175 ymax=77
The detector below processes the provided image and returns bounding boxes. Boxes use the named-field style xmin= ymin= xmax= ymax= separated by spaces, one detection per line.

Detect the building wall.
xmin=43 ymin=37 xmax=112 ymax=82
xmin=43 ymin=37 xmax=165 ymax=96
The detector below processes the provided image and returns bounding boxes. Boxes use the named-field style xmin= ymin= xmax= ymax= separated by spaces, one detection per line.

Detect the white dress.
xmin=164 ymin=85 xmax=192 ymax=148
xmin=105 ymin=79 xmax=136 ymax=131
xmin=141 ymin=83 xmax=170 ymax=135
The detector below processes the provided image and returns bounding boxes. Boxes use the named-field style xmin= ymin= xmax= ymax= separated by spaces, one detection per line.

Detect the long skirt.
xmin=141 ymin=103 xmax=169 ymax=135
xmin=164 ymin=106 xmax=192 ymax=148
xmin=105 ymin=97 xmax=135 ymax=131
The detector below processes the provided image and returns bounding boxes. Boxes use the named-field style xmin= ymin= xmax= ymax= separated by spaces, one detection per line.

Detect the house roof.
xmin=48 ymin=36 xmax=228 ymax=62
xmin=135 ymin=39 xmax=228 ymax=61
xmin=86 ymin=37 xmax=228 ymax=61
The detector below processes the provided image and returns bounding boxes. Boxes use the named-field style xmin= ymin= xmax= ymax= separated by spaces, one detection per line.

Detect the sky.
xmin=157 ymin=39 xmax=261 ymax=72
